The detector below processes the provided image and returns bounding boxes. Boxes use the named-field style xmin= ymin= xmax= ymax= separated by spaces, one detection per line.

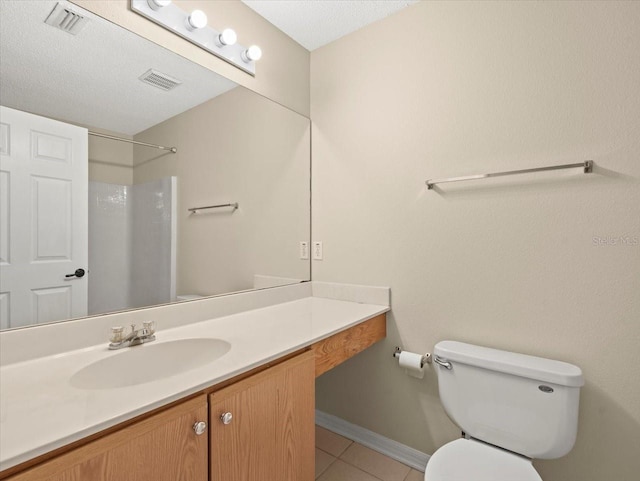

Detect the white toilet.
xmin=425 ymin=341 xmax=584 ymax=481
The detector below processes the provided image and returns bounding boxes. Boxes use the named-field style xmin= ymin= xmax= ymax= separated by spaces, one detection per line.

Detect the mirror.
xmin=0 ymin=1 xmax=310 ymax=330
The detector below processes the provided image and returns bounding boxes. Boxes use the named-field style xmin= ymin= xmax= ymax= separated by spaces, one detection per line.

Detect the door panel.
xmin=31 ymin=131 xmax=72 ymax=163
xmin=0 ymin=106 xmax=88 ymax=329
xmin=7 ymin=396 xmax=208 ymax=481
xmin=209 ymin=351 xmax=315 ymax=481
xmin=31 ymin=286 xmax=72 ymax=324
xmin=31 ymin=176 xmax=71 ymax=260
xmin=0 ymin=122 xmax=9 ymax=155
xmin=0 ymin=170 xmax=9 ymax=264
xmin=0 ymin=292 xmax=9 ymax=330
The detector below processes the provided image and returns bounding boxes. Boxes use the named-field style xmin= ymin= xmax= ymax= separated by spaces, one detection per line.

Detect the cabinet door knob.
xmin=220 ymin=412 xmax=233 ymax=425
xmin=193 ymin=421 xmax=207 ymax=435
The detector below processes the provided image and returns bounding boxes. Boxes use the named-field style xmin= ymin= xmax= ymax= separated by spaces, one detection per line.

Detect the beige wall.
xmin=71 ymin=0 xmax=310 ymax=117
xmin=87 ymin=127 xmax=134 ymax=185
xmin=311 ymin=1 xmax=640 ymax=480
xmin=133 ymin=86 xmax=310 ymax=297
xmin=46 ymin=120 xmax=133 ymax=184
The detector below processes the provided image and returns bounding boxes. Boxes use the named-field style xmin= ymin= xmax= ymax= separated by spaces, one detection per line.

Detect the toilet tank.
xmin=434 ymin=341 xmax=584 ymax=459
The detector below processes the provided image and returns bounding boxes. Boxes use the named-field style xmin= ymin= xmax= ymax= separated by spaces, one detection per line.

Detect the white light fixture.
xmin=242 ymin=45 xmax=262 ymax=62
xmin=186 ymin=9 xmax=207 ymax=30
xmin=216 ymin=28 xmax=237 ymax=47
xmin=147 ymin=0 xmax=171 ymax=10
xmin=131 ymin=0 xmax=261 ymax=75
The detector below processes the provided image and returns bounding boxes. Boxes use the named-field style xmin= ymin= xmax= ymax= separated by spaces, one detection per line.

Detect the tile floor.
xmin=315 ymin=426 xmax=423 ymax=481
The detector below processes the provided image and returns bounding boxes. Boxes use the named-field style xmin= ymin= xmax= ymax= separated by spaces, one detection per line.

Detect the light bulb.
xmin=217 ymin=28 xmax=237 ymax=47
xmin=186 ymin=10 xmax=207 ymax=30
xmin=242 ymin=45 xmax=262 ymax=62
xmin=147 ymin=0 xmax=171 ymax=10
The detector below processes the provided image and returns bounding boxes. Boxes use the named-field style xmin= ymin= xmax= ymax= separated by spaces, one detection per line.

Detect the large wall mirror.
xmin=0 ymin=1 xmax=311 ymax=330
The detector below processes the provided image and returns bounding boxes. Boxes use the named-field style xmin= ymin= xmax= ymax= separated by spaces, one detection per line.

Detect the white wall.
xmin=311 ymin=2 xmax=640 ymax=480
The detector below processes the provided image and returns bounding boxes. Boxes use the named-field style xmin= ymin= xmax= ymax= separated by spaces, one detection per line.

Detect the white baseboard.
xmin=315 ymin=410 xmax=429 ymax=472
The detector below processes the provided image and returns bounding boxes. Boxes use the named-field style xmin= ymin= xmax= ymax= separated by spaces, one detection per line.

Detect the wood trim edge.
xmin=311 ymin=314 xmax=387 ymax=377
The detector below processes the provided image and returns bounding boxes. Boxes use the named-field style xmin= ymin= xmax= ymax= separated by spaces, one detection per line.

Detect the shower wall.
xmin=88 ymin=182 xmax=132 ymax=315
xmin=88 ymin=177 xmax=175 ymax=315
xmin=130 ymin=177 xmax=176 ymax=309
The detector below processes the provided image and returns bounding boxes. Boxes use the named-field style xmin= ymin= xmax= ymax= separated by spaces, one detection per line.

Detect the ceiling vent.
xmin=44 ymin=3 xmax=89 ymax=35
xmin=138 ymin=69 xmax=182 ymax=91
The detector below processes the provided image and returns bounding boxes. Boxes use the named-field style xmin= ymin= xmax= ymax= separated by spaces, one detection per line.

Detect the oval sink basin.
xmin=70 ymin=338 xmax=231 ymax=390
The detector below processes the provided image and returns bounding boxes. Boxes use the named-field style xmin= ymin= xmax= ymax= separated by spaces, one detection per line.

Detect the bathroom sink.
xmin=70 ymin=338 xmax=231 ymax=390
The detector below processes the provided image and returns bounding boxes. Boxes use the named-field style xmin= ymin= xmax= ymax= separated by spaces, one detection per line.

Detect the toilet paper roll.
xmin=398 ymin=351 xmax=425 ymax=379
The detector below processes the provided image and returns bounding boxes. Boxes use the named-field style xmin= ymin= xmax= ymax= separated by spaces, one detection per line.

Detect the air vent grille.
xmin=138 ymin=69 xmax=182 ymax=91
xmin=44 ymin=3 xmax=88 ymax=35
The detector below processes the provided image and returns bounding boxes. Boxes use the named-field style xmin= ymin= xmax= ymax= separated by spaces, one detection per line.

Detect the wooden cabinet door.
xmin=209 ymin=351 xmax=315 ymax=481
xmin=9 ymin=396 xmax=208 ymax=481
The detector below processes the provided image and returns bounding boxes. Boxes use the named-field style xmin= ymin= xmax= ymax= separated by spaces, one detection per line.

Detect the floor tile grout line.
xmin=315 ymin=451 xmax=338 ymax=480
xmin=317 ymin=426 xmax=416 ymax=481
xmin=335 ymin=440 xmax=354 ymax=458
xmin=337 ymin=452 xmax=410 ymax=481
xmin=335 ymin=441 xmax=414 ymax=481
xmin=316 ymin=425 xmax=354 ymax=458
xmin=402 ymin=468 xmax=421 ymax=481
xmin=327 ymin=459 xmax=388 ymax=481
xmin=320 ymin=442 xmax=354 ymax=459
xmin=316 ymin=445 xmax=340 ymax=458
xmin=335 ymin=455 xmax=387 ymax=481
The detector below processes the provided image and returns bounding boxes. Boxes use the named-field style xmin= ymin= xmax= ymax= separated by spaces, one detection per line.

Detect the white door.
xmin=0 ymin=106 xmax=88 ymax=329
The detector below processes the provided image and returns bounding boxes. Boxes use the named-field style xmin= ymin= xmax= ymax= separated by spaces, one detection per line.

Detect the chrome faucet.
xmin=109 ymin=321 xmax=156 ymax=350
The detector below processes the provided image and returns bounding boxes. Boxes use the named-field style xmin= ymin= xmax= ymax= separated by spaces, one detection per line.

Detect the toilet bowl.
xmin=425 ymin=439 xmax=541 ymax=481
xmin=424 ymin=341 xmax=584 ymax=481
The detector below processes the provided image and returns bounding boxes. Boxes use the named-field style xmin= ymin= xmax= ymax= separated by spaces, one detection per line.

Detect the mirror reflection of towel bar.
xmin=188 ymin=203 xmax=238 ymax=213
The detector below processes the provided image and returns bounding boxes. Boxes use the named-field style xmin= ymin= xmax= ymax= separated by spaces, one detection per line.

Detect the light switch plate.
xmin=299 ymin=241 xmax=309 ymax=260
xmin=313 ymin=241 xmax=323 ymax=260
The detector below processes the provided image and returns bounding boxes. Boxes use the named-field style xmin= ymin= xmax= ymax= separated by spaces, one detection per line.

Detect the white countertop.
xmin=0 ymin=295 xmax=389 ymax=471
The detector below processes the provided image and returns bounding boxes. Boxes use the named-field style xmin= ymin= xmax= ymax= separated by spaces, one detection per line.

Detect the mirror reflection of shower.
xmin=88 ymin=177 xmax=176 ymax=315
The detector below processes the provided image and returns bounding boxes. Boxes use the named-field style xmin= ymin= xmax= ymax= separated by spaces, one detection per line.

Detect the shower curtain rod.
xmin=88 ymin=131 xmax=177 ymax=153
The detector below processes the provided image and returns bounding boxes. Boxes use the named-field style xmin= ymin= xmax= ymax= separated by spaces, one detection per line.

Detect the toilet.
xmin=425 ymin=341 xmax=584 ymax=481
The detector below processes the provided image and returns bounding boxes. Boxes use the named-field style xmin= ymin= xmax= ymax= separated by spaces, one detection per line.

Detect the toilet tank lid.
xmin=434 ymin=341 xmax=584 ymax=387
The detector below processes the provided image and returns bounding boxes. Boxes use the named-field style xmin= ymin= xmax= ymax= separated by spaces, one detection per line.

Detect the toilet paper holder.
xmin=393 ymin=346 xmax=432 ymax=368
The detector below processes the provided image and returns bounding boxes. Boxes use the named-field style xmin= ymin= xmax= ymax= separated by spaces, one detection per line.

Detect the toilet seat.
xmin=424 ymin=439 xmax=542 ymax=481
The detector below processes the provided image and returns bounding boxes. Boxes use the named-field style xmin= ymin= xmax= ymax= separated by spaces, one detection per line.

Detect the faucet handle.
xmin=143 ymin=321 xmax=156 ymax=334
xmin=110 ymin=326 xmax=124 ymax=343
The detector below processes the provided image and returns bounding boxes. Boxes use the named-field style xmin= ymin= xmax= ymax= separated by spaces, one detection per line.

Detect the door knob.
xmin=193 ymin=421 xmax=207 ymax=435
xmin=65 ymin=268 xmax=85 ymax=278
xmin=220 ymin=412 xmax=233 ymax=425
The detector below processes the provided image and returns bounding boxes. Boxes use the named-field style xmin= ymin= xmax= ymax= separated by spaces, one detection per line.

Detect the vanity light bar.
xmin=130 ymin=0 xmax=260 ymax=76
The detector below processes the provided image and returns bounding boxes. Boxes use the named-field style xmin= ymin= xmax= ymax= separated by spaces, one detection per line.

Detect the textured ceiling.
xmin=242 ymin=0 xmax=419 ymax=51
xmin=0 ymin=1 xmax=237 ymax=135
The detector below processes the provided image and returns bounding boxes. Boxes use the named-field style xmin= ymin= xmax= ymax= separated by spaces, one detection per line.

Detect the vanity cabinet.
xmin=209 ymin=350 xmax=315 ymax=481
xmin=8 ymin=396 xmax=208 ymax=481
xmin=3 ymin=315 xmax=385 ymax=481
xmin=6 ymin=352 xmax=315 ymax=481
